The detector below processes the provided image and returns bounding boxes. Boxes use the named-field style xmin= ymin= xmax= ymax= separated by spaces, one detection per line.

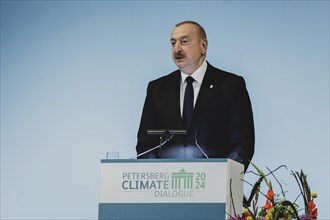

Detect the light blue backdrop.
xmin=1 ymin=1 xmax=329 ymax=219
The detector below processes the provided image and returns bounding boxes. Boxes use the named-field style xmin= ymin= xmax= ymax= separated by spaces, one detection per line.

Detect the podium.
xmin=98 ymin=158 xmax=244 ymax=220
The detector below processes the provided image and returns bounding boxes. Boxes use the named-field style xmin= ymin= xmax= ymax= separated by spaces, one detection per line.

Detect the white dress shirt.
xmin=180 ymin=60 xmax=207 ymax=117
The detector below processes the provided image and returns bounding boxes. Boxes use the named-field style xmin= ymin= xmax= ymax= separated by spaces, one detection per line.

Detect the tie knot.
xmin=185 ymin=76 xmax=194 ymax=84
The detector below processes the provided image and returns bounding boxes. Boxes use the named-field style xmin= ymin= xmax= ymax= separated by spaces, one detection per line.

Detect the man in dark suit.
xmin=136 ymin=21 xmax=254 ymax=171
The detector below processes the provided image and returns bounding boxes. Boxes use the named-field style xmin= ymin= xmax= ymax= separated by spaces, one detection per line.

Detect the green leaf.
xmin=250 ymin=161 xmax=271 ymax=189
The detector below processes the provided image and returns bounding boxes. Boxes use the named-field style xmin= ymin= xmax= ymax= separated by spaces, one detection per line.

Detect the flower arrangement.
xmin=229 ymin=163 xmax=318 ymax=220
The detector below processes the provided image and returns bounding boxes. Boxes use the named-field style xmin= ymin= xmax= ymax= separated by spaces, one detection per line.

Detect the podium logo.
xmin=172 ymin=168 xmax=193 ymax=189
xmin=121 ymin=168 xmax=206 ymax=198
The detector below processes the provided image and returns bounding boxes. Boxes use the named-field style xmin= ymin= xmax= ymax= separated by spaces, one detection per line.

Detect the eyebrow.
xmin=171 ymin=35 xmax=189 ymax=41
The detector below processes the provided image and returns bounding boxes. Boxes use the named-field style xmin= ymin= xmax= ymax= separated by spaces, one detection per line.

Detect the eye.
xmin=180 ymin=38 xmax=189 ymax=45
xmin=171 ymin=40 xmax=176 ymax=46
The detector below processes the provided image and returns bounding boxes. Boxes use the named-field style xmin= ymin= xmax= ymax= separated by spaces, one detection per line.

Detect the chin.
xmin=175 ymin=61 xmax=186 ymax=69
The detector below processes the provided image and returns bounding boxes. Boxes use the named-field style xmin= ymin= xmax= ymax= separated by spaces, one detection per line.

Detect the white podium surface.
xmin=98 ymin=158 xmax=244 ymax=220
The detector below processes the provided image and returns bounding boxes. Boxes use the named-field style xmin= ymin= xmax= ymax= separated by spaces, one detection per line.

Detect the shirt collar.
xmin=180 ymin=60 xmax=207 ymax=84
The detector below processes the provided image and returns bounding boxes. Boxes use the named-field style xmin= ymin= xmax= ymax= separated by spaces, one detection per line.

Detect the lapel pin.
xmin=210 ymin=85 xmax=214 ymax=89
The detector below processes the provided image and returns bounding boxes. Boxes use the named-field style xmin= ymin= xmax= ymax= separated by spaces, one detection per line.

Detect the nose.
xmin=173 ymin=41 xmax=182 ymax=53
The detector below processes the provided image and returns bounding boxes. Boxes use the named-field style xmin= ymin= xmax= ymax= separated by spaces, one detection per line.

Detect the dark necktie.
xmin=183 ymin=76 xmax=194 ymax=128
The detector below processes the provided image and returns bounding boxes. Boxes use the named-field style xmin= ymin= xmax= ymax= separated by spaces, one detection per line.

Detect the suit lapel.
xmin=190 ymin=64 xmax=218 ymax=128
xmin=170 ymin=71 xmax=185 ymax=129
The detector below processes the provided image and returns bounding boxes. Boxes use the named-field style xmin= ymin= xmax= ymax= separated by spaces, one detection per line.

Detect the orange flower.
xmin=262 ymin=189 xmax=275 ymax=210
xmin=266 ymin=189 xmax=275 ymax=201
xmin=308 ymin=200 xmax=315 ymax=209
xmin=263 ymin=199 xmax=273 ymax=210
xmin=308 ymin=200 xmax=318 ymax=219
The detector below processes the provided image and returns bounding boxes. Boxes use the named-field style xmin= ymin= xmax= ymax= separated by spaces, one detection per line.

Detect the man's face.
xmin=171 ymin=24 xmax=207 ymax=74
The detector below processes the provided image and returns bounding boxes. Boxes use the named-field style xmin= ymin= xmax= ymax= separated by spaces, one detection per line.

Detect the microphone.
xmin=132 ymin=134 xmax=174 ymax=159
xmin=131 ymin=129 xmax=187 ymax=159
xmin=194 ymin=130 xmax=209 ymax=159
xmin=147 ymin=129 xmax=187 ymax=136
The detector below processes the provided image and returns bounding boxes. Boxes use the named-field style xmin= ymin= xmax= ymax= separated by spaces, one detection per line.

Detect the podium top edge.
xmin=100 ymin=158 xmax=230 ymax=163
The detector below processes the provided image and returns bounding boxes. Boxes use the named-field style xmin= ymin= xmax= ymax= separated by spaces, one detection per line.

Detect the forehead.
xmin=171 ymin=24 xmax=199 ymax=39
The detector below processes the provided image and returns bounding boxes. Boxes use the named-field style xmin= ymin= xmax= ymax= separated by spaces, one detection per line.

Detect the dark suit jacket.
xmin=136 ymin=62 xmax=254 ymax=170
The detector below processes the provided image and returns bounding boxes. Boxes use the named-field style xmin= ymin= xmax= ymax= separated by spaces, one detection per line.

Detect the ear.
xmin=201 ymin=39 xmax=208 ymax=55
